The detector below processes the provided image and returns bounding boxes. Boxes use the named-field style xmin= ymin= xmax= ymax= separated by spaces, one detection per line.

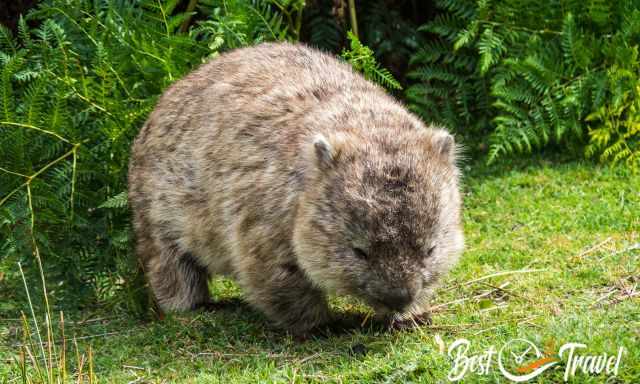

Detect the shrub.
xmin=407 ymin=0 xmax=640 ymax=169
xmin=0 ymin=0 xmax=293 ymax=311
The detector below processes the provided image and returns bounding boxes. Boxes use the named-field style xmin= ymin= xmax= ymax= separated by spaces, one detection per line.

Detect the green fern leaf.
xmin=99 ymin=191 xmax=128 ymax=209
xmin=342 ymin=31 xmax=402 ymax=90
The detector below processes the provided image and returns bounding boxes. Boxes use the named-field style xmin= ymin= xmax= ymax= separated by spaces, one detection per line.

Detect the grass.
xmin=1 ymin=155 xmax=639 ymax=383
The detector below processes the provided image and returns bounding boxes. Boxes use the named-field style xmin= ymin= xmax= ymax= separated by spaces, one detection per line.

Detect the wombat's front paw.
xmin=325 ymin=313 xmax=369 ymax=334
xmin=387 ymin=312 xmax=432 ymax=331
xmin=282 ymin=308 xmax=333 ymax=341
xmin=196 ymin=301 xmax=222 ymax=312
xmin=287 ymin=320 xmax=330 ymax=342
xmin=196 ymin=298 xmax=245 ymax=312
xmin=289 ymin=313 xmax=362 ymax=340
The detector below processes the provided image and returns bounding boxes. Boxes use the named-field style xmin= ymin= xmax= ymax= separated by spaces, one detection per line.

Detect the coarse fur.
xmin=128 ymin=42 xmax=464 ymax=334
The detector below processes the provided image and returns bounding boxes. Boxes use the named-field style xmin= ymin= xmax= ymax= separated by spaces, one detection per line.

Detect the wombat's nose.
xmin=381 ymin=288 xmax=413 ymax=311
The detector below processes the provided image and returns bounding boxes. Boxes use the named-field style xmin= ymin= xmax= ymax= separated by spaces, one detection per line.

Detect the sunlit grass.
xmin=1 ymin=156 xmax=638 ymax=383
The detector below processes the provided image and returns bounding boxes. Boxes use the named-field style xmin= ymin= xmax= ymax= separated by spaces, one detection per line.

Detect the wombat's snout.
xmin=380 ymin=287 xmax=414 ymax=311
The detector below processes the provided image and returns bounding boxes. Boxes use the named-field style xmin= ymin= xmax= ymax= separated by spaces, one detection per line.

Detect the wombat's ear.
xmin=428 ymin=129 xmax=456 ymax=163
xmin=312 ymin=134 xmax=338 ymax=169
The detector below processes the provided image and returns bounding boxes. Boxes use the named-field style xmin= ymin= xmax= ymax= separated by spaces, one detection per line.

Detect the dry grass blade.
xmin=611 ymin=242 xmax=640 ymax=256
xmin=60 ymin=311 xmax=67 ymax=384
xmin=477 ymin=281 xmax=533 ymax=303
xmin=462 ymin=269 xmax=547 ymax=287
xmin=18 ymin=263 xmax=48 ymax=381
xmin=89 ymin=345 xmax=94 ymax=384
xmin=432 ymin=281 xmax=511 ymax=311
xmin=443 ymin=268 xmax=548 ymax=293
xmin=360 ymin=311 xmax=372 ymax=327
xmin=19 ymin=347 xmax=28 ymax=383
xmin=422 ymin=315 xmax=540 ymax=332
xmin=576 ymin=237 xmax=613 ymax=259
xmin=591 ymin=289 xmax=616 ymax=308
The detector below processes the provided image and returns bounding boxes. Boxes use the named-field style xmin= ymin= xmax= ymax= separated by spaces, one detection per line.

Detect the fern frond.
xmin=477 ymin=28 xmax=505 ymax=74
xmin=587 ymin=0 xmax=611 ymax=27
xmin=99 ymin=191 xmax=128 ymax=209
xmin=248 ymin=0 xmax=289 ymax=41
xmin=0 ymin=24 xmax=17 ymax=54
xmin=306 ymin=8 xmax=342 ymax=52
xmin=561 ymin=13 xmax=576 ymax=64
xmin=342 ymin=31 xmax=402 ymax=90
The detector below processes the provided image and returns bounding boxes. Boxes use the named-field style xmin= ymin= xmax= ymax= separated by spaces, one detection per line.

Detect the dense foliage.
xmin=406 ymin=0 xmax=640 ymax=166
xmin=0 ymin=0 xmax=299 ymax=310
xmin=1 ymin=0 xmax=638 ymax=311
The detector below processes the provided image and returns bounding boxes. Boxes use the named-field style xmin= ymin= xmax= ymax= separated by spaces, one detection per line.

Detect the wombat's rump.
xmin=128 ymin=43 xmax=464 ymax=334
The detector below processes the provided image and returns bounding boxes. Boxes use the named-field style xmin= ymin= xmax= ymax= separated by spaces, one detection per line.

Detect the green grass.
xmin=1 ymin=156 xmax=639 ymax=383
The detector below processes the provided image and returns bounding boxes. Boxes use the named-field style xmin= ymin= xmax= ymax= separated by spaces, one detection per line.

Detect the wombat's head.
xmin=293 ymin=128 xmax=463 ymax=315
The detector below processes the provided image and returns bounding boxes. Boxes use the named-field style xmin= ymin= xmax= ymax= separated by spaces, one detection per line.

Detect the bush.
xmin=0 ymin=0 xmax=295 ymax=311
xmin=407 ymin=0 xmax=640 ymax=169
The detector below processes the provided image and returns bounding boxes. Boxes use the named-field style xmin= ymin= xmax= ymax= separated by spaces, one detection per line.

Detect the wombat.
xmin=128 ymin=42 xmax=464 ymax=335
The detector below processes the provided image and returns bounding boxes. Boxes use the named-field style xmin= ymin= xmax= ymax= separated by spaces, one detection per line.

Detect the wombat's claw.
xmin=288 ymin=324 xmax=328 ymax=342
xmin=388 ymin=312 xmax=432 ymax=331
xmin=196 ymin=301 xmax=223 ymax=312
xmin=289 ymin=314 xmax=363 ymax=341
xmin=290 ymin=331 xmax=313 ymax=342
xmin=326 ymin=314 xmax=365 ymax=333
xmin=196 ymin=298 xmax=247 ymax=312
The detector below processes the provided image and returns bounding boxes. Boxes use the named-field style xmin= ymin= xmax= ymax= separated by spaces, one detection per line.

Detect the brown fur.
xmin=128 ymin=42 xmax=464 ymax=334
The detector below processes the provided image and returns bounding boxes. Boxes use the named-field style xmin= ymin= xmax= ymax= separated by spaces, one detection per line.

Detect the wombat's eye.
xmin=353 ymin=247 xmax=369 ymax=260
xmin=426 ymin=246 xmax=436 ymax=258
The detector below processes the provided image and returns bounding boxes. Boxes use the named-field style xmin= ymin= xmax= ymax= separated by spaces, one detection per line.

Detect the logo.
xmin=447 ymin=338 xmax=625 ymax=382
xmin=497 ymin=339 xmax=559 ymax=382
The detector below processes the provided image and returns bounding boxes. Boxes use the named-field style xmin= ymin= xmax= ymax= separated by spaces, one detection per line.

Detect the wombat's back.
xmin=135 ymin=44 xmax=374 ymax=150
xmin=128 ymin=43 xmax=383 ymax=278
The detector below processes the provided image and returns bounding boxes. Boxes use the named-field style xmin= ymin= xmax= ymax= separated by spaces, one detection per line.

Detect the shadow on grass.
xmin=78 ymin=295 xmax=395 ymax=379
xmin=195 ymin=296 xmax=389 ymax=340
xmin=200 ymin=297 xmax=383 ymax=338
